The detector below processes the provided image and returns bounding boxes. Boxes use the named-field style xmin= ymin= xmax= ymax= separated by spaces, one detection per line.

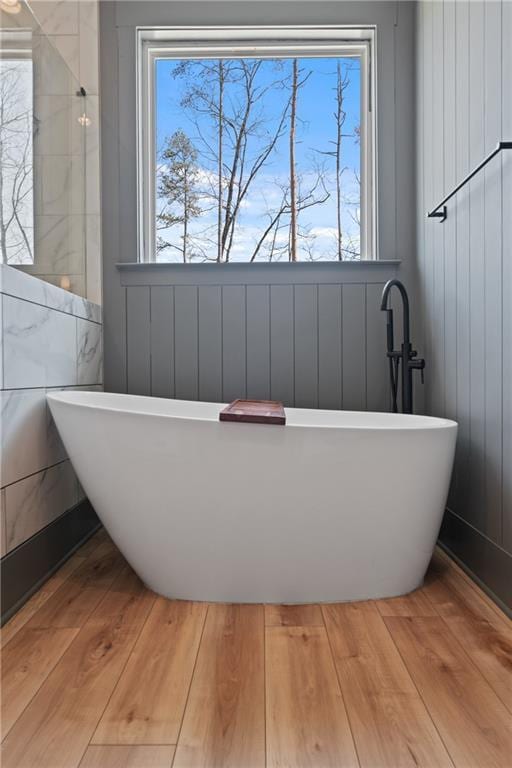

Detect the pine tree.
xmin=157 ymin=130 xmax=201 ymax=262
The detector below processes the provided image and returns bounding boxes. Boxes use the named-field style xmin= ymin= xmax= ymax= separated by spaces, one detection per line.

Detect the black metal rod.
xmin=427 ymin=140 xmax=512 ymax=222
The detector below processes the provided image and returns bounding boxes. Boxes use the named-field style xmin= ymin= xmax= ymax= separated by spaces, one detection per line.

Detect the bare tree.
xmin=344 ymin=168 xmax=361 ymax=260
xmin=171 ymin=59 xmax=290 ymax=262
xmin=250 ymin=169 xmax=330 ymax=262
xmin=217 ymin=60 xmax=224 ymax=261
xmin=0 ymin=61 xmax=33 ymax=264
xmin=163 ymin=56 xmax=359 ymax=263
xmin=333 ymin=62 xmax=350 ymax=260
xmin=289 ymin=59 xmax=298 ymax=261
xmin=287 ymin=59 xmax=316 ymax=261
xmin=171 ymin=59 xmax=235 ymax=260
xmin=220 ymin=60 xmax=262 ymax=260
xmin=343 ymin=127 xmax=361 ymax=260
xmin=314 ymin=61 xmax=352 ymax=260
xmin=222 ymin=63 xmax=291 ymax=261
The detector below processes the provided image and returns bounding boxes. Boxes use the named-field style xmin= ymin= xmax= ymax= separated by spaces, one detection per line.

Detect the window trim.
xmin=137 ymin=26 xmax=377 ymax=263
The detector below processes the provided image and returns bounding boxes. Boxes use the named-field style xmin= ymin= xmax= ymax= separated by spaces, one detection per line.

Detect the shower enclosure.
xmin=0 ymin=0 xmax=98 ymax=300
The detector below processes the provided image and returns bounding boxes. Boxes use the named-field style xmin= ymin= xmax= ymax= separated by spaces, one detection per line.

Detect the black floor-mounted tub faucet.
xmin=380 ymin=280 xmax=425 ymax=414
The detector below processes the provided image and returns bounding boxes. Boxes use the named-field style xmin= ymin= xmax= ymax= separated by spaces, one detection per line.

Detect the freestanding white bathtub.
xmin=47 ymin=391 xmax=457 ymax=604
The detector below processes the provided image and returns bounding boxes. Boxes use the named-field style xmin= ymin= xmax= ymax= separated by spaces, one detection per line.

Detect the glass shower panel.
xmin=0 ymin=0 xmax=89 ymax=298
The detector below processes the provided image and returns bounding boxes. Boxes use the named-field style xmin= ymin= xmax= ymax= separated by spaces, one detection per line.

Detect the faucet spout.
xmin=380 ymin=279 xmax=410 ymax=345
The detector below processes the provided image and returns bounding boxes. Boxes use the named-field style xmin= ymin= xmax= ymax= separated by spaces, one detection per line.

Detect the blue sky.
xmin=155 ymin=56 xmax=361 ymax=262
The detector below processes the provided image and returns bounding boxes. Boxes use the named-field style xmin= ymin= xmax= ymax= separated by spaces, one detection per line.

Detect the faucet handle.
xmin=409 ymin=357 xmax=425 ymax=384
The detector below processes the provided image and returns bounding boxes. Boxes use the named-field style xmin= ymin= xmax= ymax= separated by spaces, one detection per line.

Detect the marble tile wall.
xmin=18 ymin=0 xmax=102 ymax=305
xmin=0 ymin=265 xmax=103 ymax=557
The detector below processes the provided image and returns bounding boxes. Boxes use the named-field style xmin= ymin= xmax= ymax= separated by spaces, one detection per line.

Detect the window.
xmin=138 ymin=27 xmax=376 ymax=263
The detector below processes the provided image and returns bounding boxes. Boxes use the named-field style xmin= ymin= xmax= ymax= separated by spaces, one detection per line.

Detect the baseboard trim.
xmin=1 ymin=499 xmax=100 ymax=625
xmin=440 ymin=508 xmax=512 ymax=613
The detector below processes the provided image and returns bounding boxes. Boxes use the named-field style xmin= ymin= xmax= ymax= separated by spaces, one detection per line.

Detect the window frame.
xmin=137 ymin=26 xmax=377 ymax=263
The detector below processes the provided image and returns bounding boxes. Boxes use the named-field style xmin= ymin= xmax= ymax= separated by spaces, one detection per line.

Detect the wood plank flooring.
xmin=1 ymin=531 xmax=511 ymax=768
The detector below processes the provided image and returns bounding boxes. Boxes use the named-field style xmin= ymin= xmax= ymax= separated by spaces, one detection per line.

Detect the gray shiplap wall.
xmin=120 ymin=277 xmax=394 ymax=410
xmin=416 ymin=0 xmax=511 ymax=607
xmin=100 ymin=1 xmax=418 ymax=400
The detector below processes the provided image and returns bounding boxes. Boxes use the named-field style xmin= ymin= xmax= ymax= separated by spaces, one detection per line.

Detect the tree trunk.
xmin=217 ymin=60 xmax=224 ymax=262
xmin=221 ymin=62 xmax=259 ymax=262
xmin=183 ymin=169 xmax=188 ymax=263
xmin=289 ymin=59 xmax=298 ymax=261
xmin=336 ymin=61 xmax=343 ymax=261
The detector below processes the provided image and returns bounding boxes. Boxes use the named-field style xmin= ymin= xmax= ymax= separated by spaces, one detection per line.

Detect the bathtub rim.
xmin=47 ymin=391 xmax=458 ymax=432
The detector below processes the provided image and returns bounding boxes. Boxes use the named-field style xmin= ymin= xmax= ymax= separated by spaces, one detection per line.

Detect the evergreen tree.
xmin=157 ymin=129 xmax=201 ymax=262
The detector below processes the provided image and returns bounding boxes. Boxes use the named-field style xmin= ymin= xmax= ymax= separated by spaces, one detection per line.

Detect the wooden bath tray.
xmin=219 ymin=399 xmax=286 ymax=425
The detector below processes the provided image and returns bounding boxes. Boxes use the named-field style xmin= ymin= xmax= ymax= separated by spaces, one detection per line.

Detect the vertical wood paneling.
xmin=366 ymin=283 xmax=388 ymax=412
xmin=294 ymin=285 xmax=318 ymax=408
xmin=443 ymin=1 xmax=457 ymax=422
xmin=198 ymin=286 xmax=222 ymax=403
xmin=318 ymin=285 xmax=342 ymax=410
xmin=467 ymin=0 xmax=486 ymax=532
xmin=423 ymin=0 xmax=434 ymax=416
xmin=124 ymin=280 xmax=390 ymax=415
xmin=270 ymin=285 xmax=294 ymax=406
xmin=453 ymin=0 xmax=471 ymax=511
xmin=483 ymin=0 xmax=503 ymax=542
xmin=416 ymin=0 xmax=427 ymax=417
xmin=174 ymin=286 xmax=198 ymax=400
xmin=416 ymin=0 xmax=425 ymax=313
xmin=503 ymin=0 xmax=512 ymax=552
xmin=341 ymin=284 xmax=366 ymax=411
xmin=484 ymin=1 xmax=502 ymax=154
xmin=126 ymin=287 xmax=150 ymax=396
xmin=246 ymin=286 xmax=270 ymax=400
xmin=150 ymin=286 xmax=174 ymax=398
xmin=431 ymin=0 xmax=445 ymax=418
xmin=443 ymin=1 xmax=457 ymax=510
xmin=222 ymin=286 xmax=246 ymax=402
xmin=418 ymin=0 xmax=512 ymax=585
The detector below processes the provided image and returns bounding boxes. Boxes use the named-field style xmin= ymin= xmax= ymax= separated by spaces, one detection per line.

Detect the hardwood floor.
xmin=1 ymin=530 xmax=511 ymax=768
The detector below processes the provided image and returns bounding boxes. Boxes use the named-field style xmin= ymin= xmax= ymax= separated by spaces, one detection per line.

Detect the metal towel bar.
xmin=427 ymin=140 xmax=512 ymax=222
